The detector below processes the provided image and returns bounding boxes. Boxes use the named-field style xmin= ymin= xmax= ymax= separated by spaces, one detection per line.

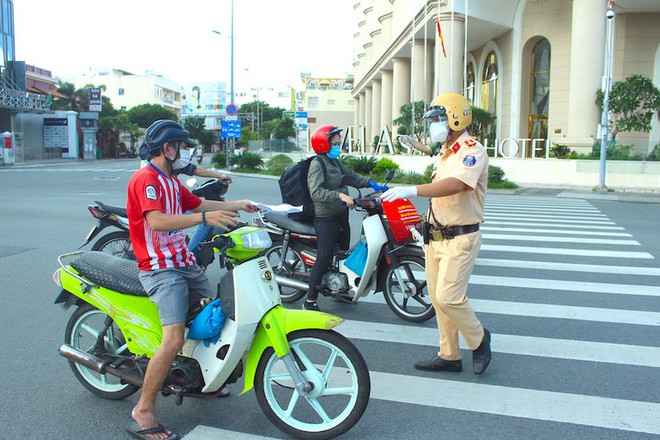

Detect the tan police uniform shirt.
xmin=429 ymin=131 xmax=488 ymax=227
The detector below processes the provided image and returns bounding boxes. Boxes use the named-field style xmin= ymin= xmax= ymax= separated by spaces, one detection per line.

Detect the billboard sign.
xmin=183 ymin=82 xmax=227 ymax=116
xmin=89 ymin=88 xmax=102 ymax=112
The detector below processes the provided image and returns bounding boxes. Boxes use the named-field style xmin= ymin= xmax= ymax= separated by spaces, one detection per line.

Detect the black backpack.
xmin=278 ymin=156 xmax=327 ymax=222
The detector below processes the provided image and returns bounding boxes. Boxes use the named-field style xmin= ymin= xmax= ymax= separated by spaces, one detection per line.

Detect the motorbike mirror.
xmin=186 ymin=177 xmax=197 ymax=188
xmin=385 ymin=170 xmax=395 ymax=184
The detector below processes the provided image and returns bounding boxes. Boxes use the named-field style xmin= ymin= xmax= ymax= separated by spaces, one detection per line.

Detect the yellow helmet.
xmin=422 ymin=93 xmax=472 ymax=131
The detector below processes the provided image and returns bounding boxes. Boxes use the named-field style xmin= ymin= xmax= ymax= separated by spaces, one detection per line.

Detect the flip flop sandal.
xmin=126 ymin=421 xmax=178 ymax=440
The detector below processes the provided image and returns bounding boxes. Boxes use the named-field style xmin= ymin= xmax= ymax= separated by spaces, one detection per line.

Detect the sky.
xmin=14 ymin=0 xmax=356 ymax=91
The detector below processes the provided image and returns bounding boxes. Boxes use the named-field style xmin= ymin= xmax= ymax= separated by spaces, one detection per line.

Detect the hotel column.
xmin=358 ymin=92 xmax=366 ymax=131
xmin=413 ymin=40 xmax=435 ymax=105
xmin=392 ymin=57 xmax=411 ymax=135
xmin=371 ymin=79 xmax=382 ymax=147
xmin=567 ymin=0 xmax=606 ymax=144
xmin=380 ymin=69 xmax=393 ymax=140
xmin=364 ymin=86 xmax=373 ymax=149
xmin=435 ymin=13 xmax=465 ymax=95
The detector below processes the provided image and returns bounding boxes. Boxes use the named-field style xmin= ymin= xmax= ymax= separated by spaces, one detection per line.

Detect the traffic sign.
xmin=221 ymin=120 xmax=242 ymax=138
xmin=226 ymin=103 xmax=238 ymax=116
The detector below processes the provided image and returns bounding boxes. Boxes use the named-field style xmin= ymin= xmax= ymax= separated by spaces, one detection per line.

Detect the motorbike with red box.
xmin=253 ymin=180 xmax=434 ymax=323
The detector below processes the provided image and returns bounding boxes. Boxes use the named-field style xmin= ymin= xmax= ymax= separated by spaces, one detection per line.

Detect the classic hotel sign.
xmin=344 ymin=125 xmax=551 ymax=159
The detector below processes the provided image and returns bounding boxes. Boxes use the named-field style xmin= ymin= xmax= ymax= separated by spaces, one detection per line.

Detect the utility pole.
xmin=598 ymin=1 xmax=616 ymax=190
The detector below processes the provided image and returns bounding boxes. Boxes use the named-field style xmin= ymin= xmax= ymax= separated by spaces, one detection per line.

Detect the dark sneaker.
xmin=414 ymin=356 xmax=462 ymax=372
xmin=472 ymin=328 xmax=492 ymax=375
xmin=302 ymin=301 xmax=320 ymax=311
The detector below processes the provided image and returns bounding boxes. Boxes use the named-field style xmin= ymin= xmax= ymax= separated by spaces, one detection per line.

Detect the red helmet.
xmin=311 ymin=125 xmax=342 ymax=154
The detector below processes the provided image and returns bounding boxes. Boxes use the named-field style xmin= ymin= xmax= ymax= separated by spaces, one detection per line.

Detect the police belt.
xmin=429 ymin=223 xmax=479 ymax=241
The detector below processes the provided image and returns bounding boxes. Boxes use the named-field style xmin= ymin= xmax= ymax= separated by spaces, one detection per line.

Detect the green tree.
xmin=273 ymin=117 xmax=295 ymax=139
xmin=182 ymin=116 xmax=207 ymax=140
xmin=197 ymin=129 xmax=217 ymax=150
xmin=468 ymin=106 xmax=494 ymax=142
xmin=596 ymin=74 xmax=660 ymax=140
xmin=261 ymin=119 xmax=280 ymax=139
xmin=127 ymin=103 xmax=177 ymax=128
xmin=51 ymin=81 xmax=85 ymax=111
xmin=393 ymin=100 xmax=427 ymax=142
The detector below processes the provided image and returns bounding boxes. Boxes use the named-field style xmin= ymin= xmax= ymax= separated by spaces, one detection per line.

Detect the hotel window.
xmin=118 ymin=88 xmax=125 ymax=95
xmin=464 ymin=62 xmax=475 ymax=104
xmin=308 ymin=96 xmax=319 ymax=108
xmin=481 ymin=51 xmax=498 ymax=117
xmin=529 ymin=39 xmax=551 ymax=140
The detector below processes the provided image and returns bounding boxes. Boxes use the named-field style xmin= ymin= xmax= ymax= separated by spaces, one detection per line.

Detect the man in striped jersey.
xmin=127 ymin=120 xmax=259 ymax=440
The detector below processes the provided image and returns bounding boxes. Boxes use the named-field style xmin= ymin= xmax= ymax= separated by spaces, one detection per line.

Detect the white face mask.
xmin=429 ymin=122 xmax=449 ymax=144
xmin=172 ymin=148 xmax=191 ymax=170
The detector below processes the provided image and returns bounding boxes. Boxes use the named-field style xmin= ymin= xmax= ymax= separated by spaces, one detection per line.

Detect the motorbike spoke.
xmin=320 ymin=385 xmax=357 ymax=396
xmin=80 ymin=323 xmax=99 ymax=338
xmin=269 ymin=372 xmax=294 ymax=382
xmin=291 ymin=346 xmax=318 ymax=373
xmin=305 ymin=397 xmax=332 ymax=423
xmin=321 ymin=350 xmax=338 ymax=382
xmin=284 ymin=388 xmax=301 ymax=417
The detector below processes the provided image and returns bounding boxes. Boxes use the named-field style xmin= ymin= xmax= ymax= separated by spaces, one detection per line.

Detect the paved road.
xmin=1 ymin=160 xmax=658 ymax=439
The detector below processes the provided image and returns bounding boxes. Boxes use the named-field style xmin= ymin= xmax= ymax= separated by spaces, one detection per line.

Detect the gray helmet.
xmin=139 ymin=120 xmax=197 ymax=160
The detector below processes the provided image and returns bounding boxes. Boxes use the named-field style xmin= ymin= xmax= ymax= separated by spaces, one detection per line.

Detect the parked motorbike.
xmin=79 ymin=178 xmax=229 ymax=264
xmin=53 ymin=226 xmax=371 ymax=439
xmin=252 ymin=174 xmax=434 ymax=323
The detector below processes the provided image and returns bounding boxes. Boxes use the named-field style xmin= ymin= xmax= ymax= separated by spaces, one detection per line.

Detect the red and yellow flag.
xmin=435 ymin=19 xmax=447 ymax=58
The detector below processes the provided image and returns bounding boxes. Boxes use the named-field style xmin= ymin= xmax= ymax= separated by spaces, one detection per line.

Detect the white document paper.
xmin=249 ymin=202 xmax=303 ymax=214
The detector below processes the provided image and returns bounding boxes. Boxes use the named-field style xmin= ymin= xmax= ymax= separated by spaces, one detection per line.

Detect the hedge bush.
xmin=267 ymin=154 xmax=295 ymax=175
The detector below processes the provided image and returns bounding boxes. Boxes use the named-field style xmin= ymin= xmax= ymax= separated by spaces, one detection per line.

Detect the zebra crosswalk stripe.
xmin=336 ymin=321 xmax=660 ymax=368
xmin=369 ymin=371 xmax=660 ymax=435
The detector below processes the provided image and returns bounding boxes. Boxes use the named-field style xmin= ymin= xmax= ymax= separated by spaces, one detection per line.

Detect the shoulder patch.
xmin=462 ymin=155 xmax=477 ymax=167
xmin=464 ymin=138 xmax=477 ymax=147
xmin=145 ymin=185 xmax=157 ymax=200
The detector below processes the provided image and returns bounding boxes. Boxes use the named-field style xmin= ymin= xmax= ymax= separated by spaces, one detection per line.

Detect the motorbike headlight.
xmin=241 ymin=229 xmax=272 ymax=249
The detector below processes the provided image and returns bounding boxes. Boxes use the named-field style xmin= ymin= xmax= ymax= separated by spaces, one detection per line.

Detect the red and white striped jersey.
xmin=127 ymin=163 xmax=202 ymax=271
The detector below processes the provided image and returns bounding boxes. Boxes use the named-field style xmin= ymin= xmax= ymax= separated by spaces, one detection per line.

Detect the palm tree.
xmin=51 ymin=81 xmax=84 ymax=111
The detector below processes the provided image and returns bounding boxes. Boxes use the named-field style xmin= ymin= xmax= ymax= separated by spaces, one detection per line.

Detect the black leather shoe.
xmin=414 ymin=356 xmax=462 ymax=372
xmin=302 ymin=301 xmax=320 ymax=311
xmin=472 ymin=328 xmax=492 ymax=375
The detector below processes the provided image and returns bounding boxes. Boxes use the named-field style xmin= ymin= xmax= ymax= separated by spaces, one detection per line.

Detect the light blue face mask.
xmin=327 ymin=145 xmax=341 ymax=159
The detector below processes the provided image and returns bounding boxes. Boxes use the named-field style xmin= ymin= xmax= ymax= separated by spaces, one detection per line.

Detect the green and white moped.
xmin=53 ymin=226 xmax=371 ymax=439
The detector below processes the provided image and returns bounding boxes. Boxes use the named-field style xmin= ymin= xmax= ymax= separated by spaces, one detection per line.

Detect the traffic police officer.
xmin=382 ymin=92 xmax=492 ymax=375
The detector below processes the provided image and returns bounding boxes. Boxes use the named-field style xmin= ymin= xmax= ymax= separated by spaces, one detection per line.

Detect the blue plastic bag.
xmin=187 ymin=299 xmax=226 ymax=347
xmin=344 ymin=241 xmax=368 ymax=275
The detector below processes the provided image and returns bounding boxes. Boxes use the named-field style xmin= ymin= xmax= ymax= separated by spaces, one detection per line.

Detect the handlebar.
xmin=192 ymin=178 xmax=229 ymax=201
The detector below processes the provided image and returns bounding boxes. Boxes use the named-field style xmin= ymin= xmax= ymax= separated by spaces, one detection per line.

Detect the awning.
xmin=28 ymin=85 xmax=66 ymax=98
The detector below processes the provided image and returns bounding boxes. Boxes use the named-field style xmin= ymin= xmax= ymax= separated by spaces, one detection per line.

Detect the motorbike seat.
xmin=70 ymin=251 xmax=147 ymax=297
xmin=264 ymin=211 xmax=316 ymax=236
xmin=95 ymin=200 xmax=127 ymax=218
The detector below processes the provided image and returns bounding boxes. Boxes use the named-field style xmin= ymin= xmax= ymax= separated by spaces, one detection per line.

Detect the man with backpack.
xmin=300 ymin=125 xmax=388 ymax=311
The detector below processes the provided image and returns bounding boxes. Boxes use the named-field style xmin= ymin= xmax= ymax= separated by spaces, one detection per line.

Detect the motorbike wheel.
xmin=254 ymin=329 xmax=370 ymax=440
xmin=64 ymin=304 xmax=139 ymax=400
xmin=91 ymin=231 xmax=135 ymax=260
xmin=382 ymin=254 xmax=435 ymax=322
xmin=263 ymin=239 xmax=308 ymax=303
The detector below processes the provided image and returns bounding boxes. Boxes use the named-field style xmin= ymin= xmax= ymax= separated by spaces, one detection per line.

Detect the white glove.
xmin=380 ymin=186 xmax=418 ymax=202
xmin=398 ymin=135 xmax=413 ymax=144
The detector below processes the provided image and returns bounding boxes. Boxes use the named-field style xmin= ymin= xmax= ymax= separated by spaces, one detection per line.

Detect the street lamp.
xmin=212 ymin=0 xmax=235 ymax=170
xmin=598 ymin=1 xmax=616 ymax=190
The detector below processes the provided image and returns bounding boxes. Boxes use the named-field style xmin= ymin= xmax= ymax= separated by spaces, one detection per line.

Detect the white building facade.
xmin=60 ymin=68 xmax=184 ymax=114
xmin=352 ymin=0 xmax=660 ymax=156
